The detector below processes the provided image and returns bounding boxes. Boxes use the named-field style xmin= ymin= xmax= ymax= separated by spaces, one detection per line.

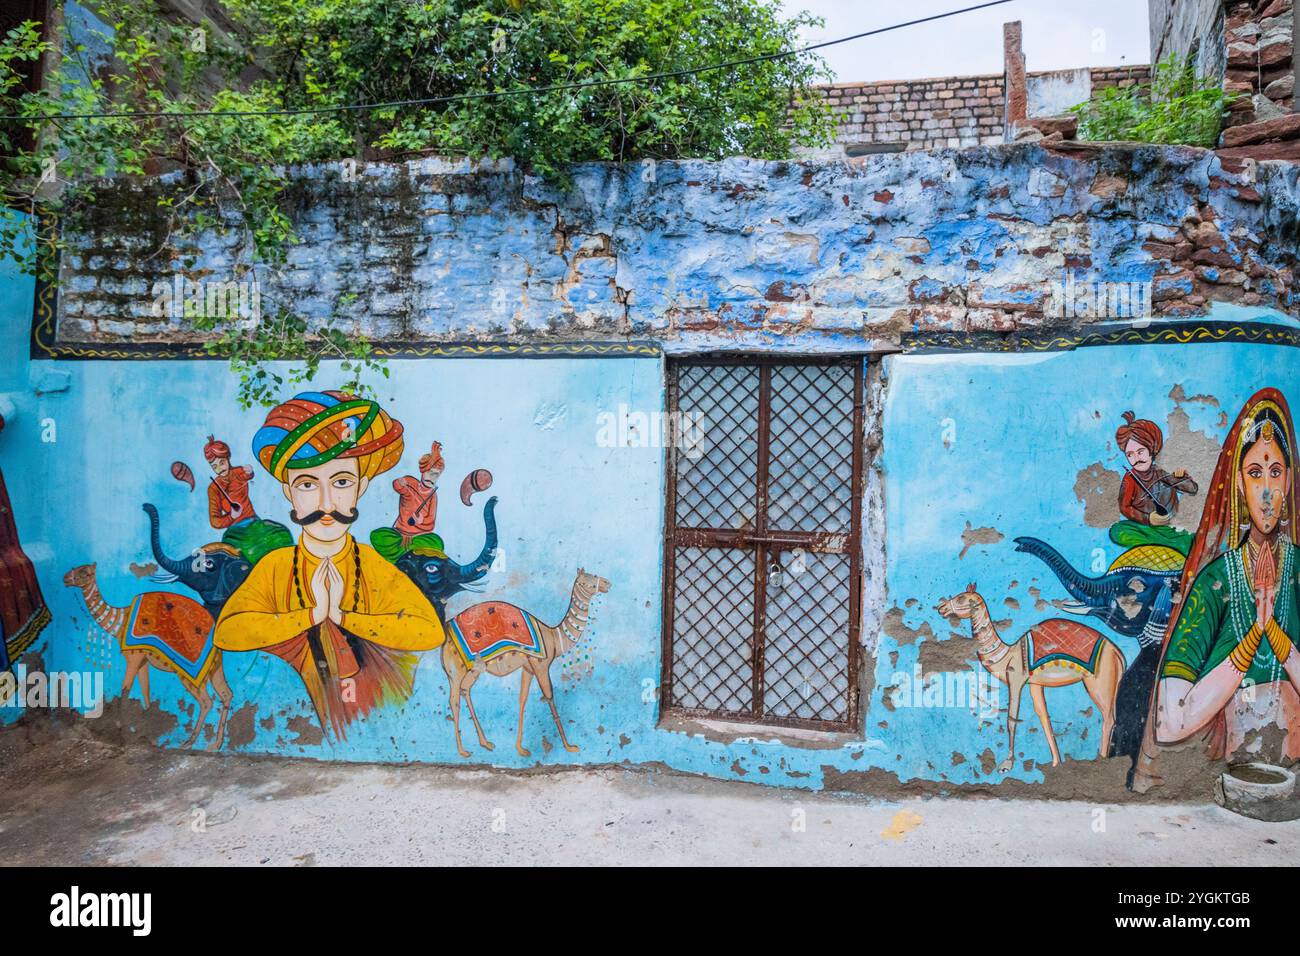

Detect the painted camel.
xmin=442 ymin=568 xmax=610 ymax=758
xmin=64 ymin=563 xmax=233 ymax=750
xmin=937 ymin=583 xmax=1125 ymax=771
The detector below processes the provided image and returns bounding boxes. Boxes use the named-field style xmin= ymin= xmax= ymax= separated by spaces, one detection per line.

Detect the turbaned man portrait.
xmin=214 ymin=390 xmax=446 ymax=739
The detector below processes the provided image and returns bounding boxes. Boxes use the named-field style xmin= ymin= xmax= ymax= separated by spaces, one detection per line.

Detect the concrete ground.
xmin=1 ymin=722 xmax=1298 ymax=866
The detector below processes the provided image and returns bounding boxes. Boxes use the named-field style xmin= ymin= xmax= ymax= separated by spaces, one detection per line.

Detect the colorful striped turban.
xmin=252 ymin=391 xmax=405 ymax=483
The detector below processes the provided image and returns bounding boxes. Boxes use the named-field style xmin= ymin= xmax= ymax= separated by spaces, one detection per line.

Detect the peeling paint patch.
xmin=959 ymin=521 xmax=1004 ymax=559
xmin=883 ymin=606 xmax=936 ymax=646
xmin=1161 ymin=405 xmax=1225 ymax=532
xmin=1168 ymin=384 xmax=1219 ymax=409
xmin=1074 ymin=461 xmax=1121 ymax=529
xmin=917 ymin=635 xmax=978 ymax=674
xmin=286 ymin=716 xmax=324 ymax=748
xmin=978 ymin=748 xmax=998 ymax=775
xmin=226 ymin=703 xmax=258 ymax=749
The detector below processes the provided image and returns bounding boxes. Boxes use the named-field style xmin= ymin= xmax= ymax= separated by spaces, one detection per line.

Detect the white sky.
xmin=780 ymin=0 xmax=1152 ymax=83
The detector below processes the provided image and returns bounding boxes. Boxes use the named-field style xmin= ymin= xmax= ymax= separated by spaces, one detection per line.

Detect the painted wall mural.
xmin=442 ymin=568 xmax=610 ymax=758
xmin=1012 ymin=394 xmax=1296 ymax=790
xmin=63 ymin=561 xmax=231 ymax=748
xmin=12 ymin=316 xmax=1300 ymax=795
xmin=940 ymin=390 xmax=1299 ymax=790
xmin=1007 ymin=408 xmax=1197 ymax=786
xmin=936 ymin=584 xmax=1124 ymax=772
xmin=891 ymin=336 xmax=1300 ymax=795
xmin=60 ymin=386 xmax=609 ymax=754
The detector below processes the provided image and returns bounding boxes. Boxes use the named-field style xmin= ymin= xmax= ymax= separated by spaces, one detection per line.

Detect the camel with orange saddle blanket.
xmin=442 ymin=568 xmax=610 ymax=758
xmin=64 ymin=563 xmax=232 ymax=750
xmin=937 ymin=583 xmax=1125 ymax=772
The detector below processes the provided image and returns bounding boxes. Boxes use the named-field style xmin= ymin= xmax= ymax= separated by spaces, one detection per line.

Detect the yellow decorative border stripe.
xmin=370 ymin=342 xmax=660 ymax=358
xmin=903 ymin=321 xmax=1300 ymax=353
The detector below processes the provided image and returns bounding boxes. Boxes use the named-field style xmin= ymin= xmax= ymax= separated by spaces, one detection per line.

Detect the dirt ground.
xmin=1 ymin=719 xmax=1298 ymax=866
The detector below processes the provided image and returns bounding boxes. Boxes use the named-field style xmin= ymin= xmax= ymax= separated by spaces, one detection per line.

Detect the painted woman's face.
xmin=1239 ymin=433 xmax=1290 ymax=535
xmin=1124 ymin=438 xmax=1153 ymax=471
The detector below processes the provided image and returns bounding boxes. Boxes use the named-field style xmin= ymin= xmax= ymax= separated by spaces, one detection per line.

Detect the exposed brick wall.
xmin=812 ymin=74 xmax=1004 ymax=154
xmin=1152 ymin=0 xmax=1294 ymax=127
xmin=1224 ymin=0 xmax=1295 ymax=125
xmin=807 ymin=66 xmax=1150 ymax=156
xmin=1090 ymin=66 xmax=1153 ymax=91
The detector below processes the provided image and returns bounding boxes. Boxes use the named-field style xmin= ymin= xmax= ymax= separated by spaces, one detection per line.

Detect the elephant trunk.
xmin=1013 ymin=536 xmax=1108 ymax=607
xmin=143 ymin=503 xmax=190 ymax=577
xmin=457 ymin=496 xmax=499 ymax=581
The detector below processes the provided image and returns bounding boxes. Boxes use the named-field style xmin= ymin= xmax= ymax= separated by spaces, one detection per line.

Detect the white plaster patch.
xmin=531 ymin=401 xmax=568 ymax=430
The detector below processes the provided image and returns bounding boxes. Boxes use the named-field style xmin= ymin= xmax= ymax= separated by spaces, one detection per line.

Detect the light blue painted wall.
xmin=20 ymin=353 xmax=880 ymax=784
xmin=4 ymin=312 xmax=1292 ymax=790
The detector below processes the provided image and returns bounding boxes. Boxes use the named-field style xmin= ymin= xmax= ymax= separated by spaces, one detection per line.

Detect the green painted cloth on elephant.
xmin=222 ymin=518 xmax=293 ymax=566
xmin=1162 ymin=540 xmax=1297 ymax=688
xmin=369 ymin=526 xmax=446 ymax=563
xmin=1109 ymin=519 xmax=1194 ymax=557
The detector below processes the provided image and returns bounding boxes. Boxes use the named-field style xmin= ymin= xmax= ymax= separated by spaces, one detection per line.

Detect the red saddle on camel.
xmin=448 ymin=602 xmax=546 ymax=665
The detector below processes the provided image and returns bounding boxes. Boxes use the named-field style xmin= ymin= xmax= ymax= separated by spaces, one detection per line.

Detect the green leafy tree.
xmin=1071 ymin=54 xmax=1237 ymax=149
xmin=0 ymin=0 xmax=831 ymax=406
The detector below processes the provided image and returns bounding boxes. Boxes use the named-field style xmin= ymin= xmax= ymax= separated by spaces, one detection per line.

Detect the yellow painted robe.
xmin=215 ymin=536 xmax=444 ymax=738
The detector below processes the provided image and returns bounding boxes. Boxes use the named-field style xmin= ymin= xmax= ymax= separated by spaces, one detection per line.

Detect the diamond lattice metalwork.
xmin=663 ymin=359 xmax=863 ymax=731
xmin=672 ymin=364 xmax=760 ymax=530
xmin=763 ymin=552 xmax=852 ymax=722
xmin=669 ymin=547 xmax=755 ymax=715
xmin=768 ymin=364 xmax=856 ymax=534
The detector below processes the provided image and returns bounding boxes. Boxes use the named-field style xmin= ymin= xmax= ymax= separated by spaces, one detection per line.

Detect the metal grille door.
xmin=662 ymin=358 xmax=864 ymax=731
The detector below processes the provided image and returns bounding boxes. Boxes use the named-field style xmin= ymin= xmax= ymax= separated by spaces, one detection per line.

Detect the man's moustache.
xmin=289 ymin=508 xmax=359 ymax=526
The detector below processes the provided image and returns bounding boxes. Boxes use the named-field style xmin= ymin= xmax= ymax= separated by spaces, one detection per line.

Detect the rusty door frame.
xmin=660 ymin=354 xmax=866 ymax=733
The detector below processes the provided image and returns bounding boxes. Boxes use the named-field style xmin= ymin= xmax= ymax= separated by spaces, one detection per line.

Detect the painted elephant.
xmin=396 ymin=496 xmax=498 ymax=621
xmin=1012 ymin=536 xmax=1179 ymax=640
xmin=1014 ymin=534 xmax=1180 ymax=776
xmin=142 ymin=503 xmax=252 ymax=618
